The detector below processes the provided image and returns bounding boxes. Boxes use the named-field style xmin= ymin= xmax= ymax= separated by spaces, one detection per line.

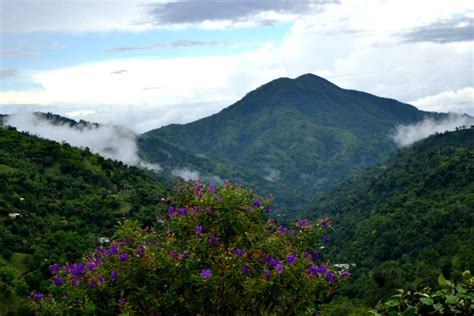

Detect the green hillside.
xmin=139 ymin=74 xmax=444 ymax=214
xmin=309 ymin=128 xmax=474 ymax=305
xmin=0 ymin=127 xmax=168 ymax=314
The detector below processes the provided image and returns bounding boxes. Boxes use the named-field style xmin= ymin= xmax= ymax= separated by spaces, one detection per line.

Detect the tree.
xmin=31 ymin=181 xmax=348 ymax=315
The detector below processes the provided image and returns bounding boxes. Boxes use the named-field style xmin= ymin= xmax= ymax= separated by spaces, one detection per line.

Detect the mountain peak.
xmin=295 ymin=73 xmax=330 ymax=82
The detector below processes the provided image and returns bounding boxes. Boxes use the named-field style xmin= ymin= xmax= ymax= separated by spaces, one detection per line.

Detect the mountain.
xmin=139 ymin=73 xmax=444 ymax=214
xmin=0 ymin=126 xmax=168 ymax=314
xmin=309 ymin=128 xmax=474 ymax=305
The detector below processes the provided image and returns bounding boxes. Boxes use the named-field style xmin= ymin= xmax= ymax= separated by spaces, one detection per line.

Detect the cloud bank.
xmin=5 ymin=112 xmax=161 ymax=171
xmin=410 ymin=87 xmax=474 ymax=116
xmin=171 ymin=167 xmax=200 ymax=181
xmin=392 ymin=114 xmax=474 ymax=147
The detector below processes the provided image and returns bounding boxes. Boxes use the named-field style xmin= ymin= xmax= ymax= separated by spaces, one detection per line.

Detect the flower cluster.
xmin=31 ymin=181 xmax=348 ymax=315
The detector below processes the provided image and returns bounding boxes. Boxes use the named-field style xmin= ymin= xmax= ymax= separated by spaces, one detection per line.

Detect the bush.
xmin=371 ymin=271 xmax=474 ymax=315
xmin=31 ymin=181 xmax=348 ymax=315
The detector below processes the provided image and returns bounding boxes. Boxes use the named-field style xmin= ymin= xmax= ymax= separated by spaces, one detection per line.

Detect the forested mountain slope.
xmin=0 ymin=127 xmax=167 ymax=313
xmin=140 ymin=74 xmax=445 ymax=213
xmin=310 ymin=128 xmax=474 ymax=304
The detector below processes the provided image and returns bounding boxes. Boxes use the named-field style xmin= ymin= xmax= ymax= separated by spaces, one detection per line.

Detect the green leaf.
xmin=419 ymin=297 xmax=433 ymax=305
xmin=445 ymin=295 xmax=459 ymax=304
xmin=402 ymin=306 xmax=418 ymax=316
xmin=438 ymin=274 xmax=447 ymax=286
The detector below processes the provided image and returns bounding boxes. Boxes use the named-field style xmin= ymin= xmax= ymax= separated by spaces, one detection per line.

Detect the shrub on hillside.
xmin=31 ymin=181 xmax=348 ymax=315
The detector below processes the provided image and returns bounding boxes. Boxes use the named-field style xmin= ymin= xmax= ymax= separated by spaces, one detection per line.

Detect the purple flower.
xmin=233 ymin=248 xmax=244 ymax=256
xmin=275 ymin=264 xmax=284 ymax=274
xmin=87 ymin=257 xmax=101 ymax=271
xmin=71 ymin=263 xmax=85 ymax=278
xmin=286 ymin=253 xmax=297 ymax=265
xmin=49 ymin=263 xmax=61 ymax=275
xmin=322 ymin=235 xmax=330 ymax=244
xmin=118 ymin=297 xmax=126 ymax=305
xmin=263 ymin=256 xmax=273 ymax=265
xmin=312 ymin=251 xmax=319 ymax=261
xmin=178 ymin=208 xmax=187 ymax=216
xmin=119 ymin=253 xmax=129 ymax=262
xmin=263 ymin=269 xmax=271 ymax=280
xmin=208 ymin=184 xmax=216 ymax=193
xmin=195 ymin=225 xmax=203 ymax=234
xmin=110 ymin=270 xmax=118 ymax=282
xmin=31 ymin=293 xmax=44 ymax=300
xmin=287 ymin=229 xmax=296 ymax=236
xmin=242 ymin=265 xmax=251 ymax=274
xmin=71 ymin=278 xmax=80 ymax=287
xmin=108 ymin=244 xmax=118 ymax=255
xmin=339 ymin=271 xmax=351 ymax=278
xmin=181 ymin=252 xmax=189 ymax=261
xmin=200 ymin=268 xmax=211 ymax=279
xmin=95 ymin=246 xmax=105 ymax=255
xmin=307 ymin=264 xmax=318 ymax=276
xmin=168 ymin=206 xmax=177 ymax=217
xmin=97 ymin=275 xmax=105 ymax=284
xmin=119 ymin=238 xmax=129 ymax=245
xmin=265 ymin=206 xmax=270 ymax=214
xmin=252 ymin=198 xmax=261 ymax=208
xmin=170 ymin=250 xmax=179 ymax=260
xmin=325 ymin=272 xmax=336 ymax=282
xmin=297 ymin=219 xmax=310 ymax=229
xmin=269 ymin=259 xmax=281 ymax=269
xmin=304 ymin=252 xmax=312 ymax=260
xmin=277 ymin=226 xmax=286 ymax=234
xmin=136 ymin=245 xmax=145 ymax=256
xmin=88 ymin=280 xmax=96 ymax=288
xmin=208 ymin=236 xmax=219 ymax=246
xmin=53 ymin=277 xmax=64 ymax=287
xmin=194 ymin=183 xmax=201 ymax=192
xmin=317 ymin=265 xmax=328 ymax=275
xmin=321 ymin=218 xmax=329 ymax=229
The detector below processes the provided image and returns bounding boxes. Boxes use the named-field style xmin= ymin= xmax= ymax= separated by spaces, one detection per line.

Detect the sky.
xmin=1 ymin=0 xmax=473 ymax=133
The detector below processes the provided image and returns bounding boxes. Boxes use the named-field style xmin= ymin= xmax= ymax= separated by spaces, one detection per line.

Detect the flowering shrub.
xmin=31 ymin=181 xmax=348 ymax=315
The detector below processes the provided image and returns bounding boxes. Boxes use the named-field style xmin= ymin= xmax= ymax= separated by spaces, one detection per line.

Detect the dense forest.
xmin=308 ymin=128 xmax=474 ymax=309
xmin=1 ymin=124 xmax=473 ymax=314
xmin=0 ymin=127 xmax=168 ymax=314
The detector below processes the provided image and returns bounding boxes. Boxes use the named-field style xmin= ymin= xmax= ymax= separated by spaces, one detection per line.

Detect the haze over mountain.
xmin=139 ymin=73 xmax=458 ymax=212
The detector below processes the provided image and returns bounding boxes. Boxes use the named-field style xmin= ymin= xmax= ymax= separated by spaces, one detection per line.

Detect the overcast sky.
xmin=1 ymin=0 xmax=473 ymax=132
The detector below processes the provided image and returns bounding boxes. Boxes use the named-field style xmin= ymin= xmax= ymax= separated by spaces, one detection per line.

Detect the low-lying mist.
xmin=392 ymin=114 xmax=474 ymax=147
xmin=5 ymin=112 xmax=161 ymax=171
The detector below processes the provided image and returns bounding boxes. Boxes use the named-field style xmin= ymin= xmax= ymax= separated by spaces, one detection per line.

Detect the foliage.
xmin=31 ymin=181 xmax=348 ymax=315
xmin=309 ymin=129 xmax=474 ymax=305
xmin=139 ymin=74 xmax=443 ymax=215
xmin=371 ymin=271 xmax=474 ymax=315
xmin=0 ymin=127 xmax=167 ymax=314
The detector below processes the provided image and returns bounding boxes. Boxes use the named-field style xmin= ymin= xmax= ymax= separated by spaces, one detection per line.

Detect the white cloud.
xmin=410 ymin=87 xmax=474 ymax=115
xmin=264 ymin=168 xmax=280 ymax=182
xmin=0 ymin=0 xmax=312 ymax=33
xmin=171 ymin=167 xmax=200 ymax=181
xmin=4 ymin=112 xmax=161 ymax=171
xmin=0 ymin=0 xmax=157 ymax=33
xmin=392 ymin=114 xmax=474 ymax=147
xmin=1 ymin=0 xmax=472 ymax=132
